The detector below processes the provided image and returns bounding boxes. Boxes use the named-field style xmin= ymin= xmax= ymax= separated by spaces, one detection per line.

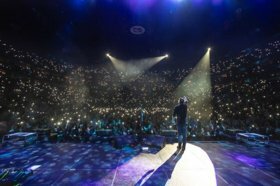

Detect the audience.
xmin=0 ymin=39 xmax=279 ymax=140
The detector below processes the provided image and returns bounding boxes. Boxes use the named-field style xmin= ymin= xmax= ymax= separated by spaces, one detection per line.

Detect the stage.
xmin=0 ymin=141 xmax=280 ymax=185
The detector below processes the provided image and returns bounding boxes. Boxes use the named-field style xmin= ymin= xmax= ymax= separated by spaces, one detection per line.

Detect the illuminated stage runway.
xmin=0 ymin=141 xmax=280 ymax=185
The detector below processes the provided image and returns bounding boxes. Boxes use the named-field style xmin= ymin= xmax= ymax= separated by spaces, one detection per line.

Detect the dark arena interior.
xmin=0 ymin=0 xmax=280 ymax=185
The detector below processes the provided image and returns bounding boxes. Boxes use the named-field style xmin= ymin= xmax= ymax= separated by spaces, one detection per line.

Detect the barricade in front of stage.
xmin=32 ymin=128 xmax=62 ymax=143
xmin=33 ymin=128 xmax=51 ymax=142
xmin=113 ymin=134 xmax=166 ymax=149
xmin=90 ymin=129 xmax=167 ymax=149
xmin=1 ymin=129 xmax=171 ymax=150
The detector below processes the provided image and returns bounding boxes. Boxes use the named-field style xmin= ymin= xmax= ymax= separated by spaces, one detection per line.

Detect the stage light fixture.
xmin=165 ymin=54 xmax=169 ymax=58
xmin=106 ymin=53 xmax=110 ymax=57
xmin=208 ymin=47 xmax=211 ymax=51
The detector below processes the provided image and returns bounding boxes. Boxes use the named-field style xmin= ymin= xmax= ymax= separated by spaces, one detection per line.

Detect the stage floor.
xmin=0 ymin=141 xmax=280 ymax=185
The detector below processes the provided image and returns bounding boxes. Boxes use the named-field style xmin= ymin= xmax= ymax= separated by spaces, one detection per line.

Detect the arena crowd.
xmin=0 ymin=39 xmax=279 ymax=141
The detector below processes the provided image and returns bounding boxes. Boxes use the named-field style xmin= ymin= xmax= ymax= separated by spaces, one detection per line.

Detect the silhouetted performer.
xmin=173 ymin=96 xmax=189 ymax=151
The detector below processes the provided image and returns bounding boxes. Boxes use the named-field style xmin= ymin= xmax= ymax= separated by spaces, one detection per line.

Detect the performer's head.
xmin=179 ymin=97 xmax=185 ymax=104
xmin=178 ymin=96 xmax=190 ymax=104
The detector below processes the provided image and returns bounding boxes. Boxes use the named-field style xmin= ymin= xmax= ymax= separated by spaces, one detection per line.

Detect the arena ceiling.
xmin=0 ymin=0 xmax=280 ymax=66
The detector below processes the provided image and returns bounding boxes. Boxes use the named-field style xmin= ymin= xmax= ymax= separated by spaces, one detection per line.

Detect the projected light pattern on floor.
xmin=141 ymin=144 xmax=216 ymax=186
xmin=235 ymin=154 xmax=265 ymax=167
xmin=0 ymin=143 xmax=126 ymax=185
xmin=193 ymin=141 xmax=280 ymax=185
xmin=1 ymin=142 xmax=280 ymax=185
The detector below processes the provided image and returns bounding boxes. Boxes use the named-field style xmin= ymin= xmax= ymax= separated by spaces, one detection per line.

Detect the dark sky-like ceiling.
xmin=0 ymin=0 xmax=280 ymax=67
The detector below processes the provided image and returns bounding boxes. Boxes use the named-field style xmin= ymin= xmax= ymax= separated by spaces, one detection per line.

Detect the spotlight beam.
xmin=107 ymin=54 xmax=167 ymax=80
xmin=175 ymin=50 xmax=212 ymax=122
